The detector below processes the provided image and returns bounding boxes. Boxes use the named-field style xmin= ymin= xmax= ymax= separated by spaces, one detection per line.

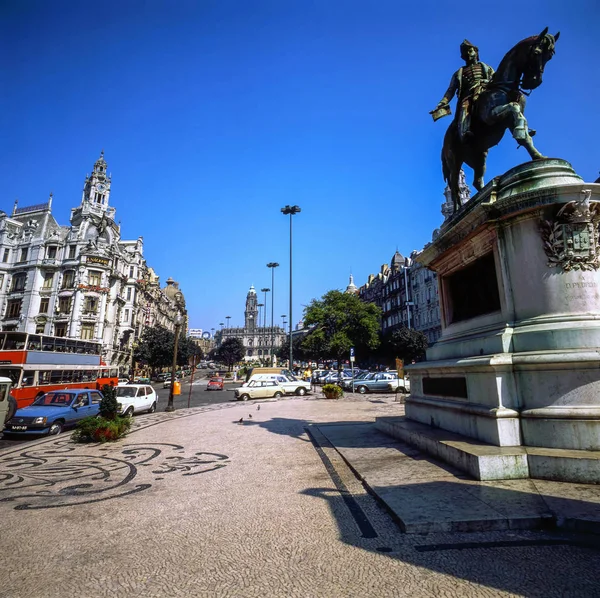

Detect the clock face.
xmin=97 ymin=184 xmax=106 ymax=192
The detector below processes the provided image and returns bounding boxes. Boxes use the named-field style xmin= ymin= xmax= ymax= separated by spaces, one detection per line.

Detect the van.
xmin=244 ymin=367 xmax=292 ymax=382
xmin=243 ymin=373 xmax=311 ymax=396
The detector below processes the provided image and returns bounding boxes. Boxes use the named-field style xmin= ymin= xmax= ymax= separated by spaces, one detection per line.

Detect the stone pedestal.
xmin=402 ymin=159 xmax=600 ymax=482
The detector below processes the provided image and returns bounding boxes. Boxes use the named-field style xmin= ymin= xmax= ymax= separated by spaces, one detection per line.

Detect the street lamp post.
xmin=226 ymin=316 xmax=231 ymax=329
xmin=281 ymin=205 xmax=301 ymax=370
xmin=166 ymin=313 xmax=183 ymax=412
xmin=260 ymin=287 xmax=270 ymax=364
xmin=257 ymin=303 xmax=264 ymax=362
xmin=267 ymin=262 xmax=279 ymax=365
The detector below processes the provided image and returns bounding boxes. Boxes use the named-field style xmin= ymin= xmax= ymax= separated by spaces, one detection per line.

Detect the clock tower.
xmin=81 ymin=150 xmax=111 ymax=212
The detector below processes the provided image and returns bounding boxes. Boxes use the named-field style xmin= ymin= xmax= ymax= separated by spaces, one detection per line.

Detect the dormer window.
xmin=47 ymin=246 xmax=57 ymax=259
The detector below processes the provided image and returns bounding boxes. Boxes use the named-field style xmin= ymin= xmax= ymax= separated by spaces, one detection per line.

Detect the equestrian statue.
xmin=431 ymin=28 xmax=560 ymax=213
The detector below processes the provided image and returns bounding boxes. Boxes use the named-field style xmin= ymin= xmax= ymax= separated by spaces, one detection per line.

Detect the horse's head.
xmin=521 ymin=27 xmax=560 ymax=90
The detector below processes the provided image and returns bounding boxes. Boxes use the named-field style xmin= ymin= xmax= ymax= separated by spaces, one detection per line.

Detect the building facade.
xmin=217 ymin=285 xmax=287 ymax=362
xmin=0 ymin=152 xmax=186 ymax=374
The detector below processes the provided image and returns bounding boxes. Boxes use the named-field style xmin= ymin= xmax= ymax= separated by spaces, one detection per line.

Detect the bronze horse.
xmin=442 ymin=28 xmax=560 ymax=212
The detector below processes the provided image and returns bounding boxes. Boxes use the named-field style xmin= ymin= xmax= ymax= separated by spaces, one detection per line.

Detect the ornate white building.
xmin=217 ymin=285 xmax=287 ymax=362
xmin=0 ymin=152 xmax=186 ymax=373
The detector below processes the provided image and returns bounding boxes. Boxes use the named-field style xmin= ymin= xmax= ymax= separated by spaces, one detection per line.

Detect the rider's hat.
xmin=460 ymin=39 xmax=479 ymax=60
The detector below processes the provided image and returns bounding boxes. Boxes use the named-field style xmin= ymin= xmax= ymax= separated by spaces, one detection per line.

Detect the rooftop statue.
xmin=431 ymin=28 xmax=560 ymax=213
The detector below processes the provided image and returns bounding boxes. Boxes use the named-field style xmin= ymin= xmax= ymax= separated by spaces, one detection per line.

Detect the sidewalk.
xmin=1 ymin=393 xmax=599 ymax=597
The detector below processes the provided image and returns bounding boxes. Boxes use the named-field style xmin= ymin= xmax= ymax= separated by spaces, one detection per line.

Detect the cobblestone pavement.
xmin=1 ymin=394 xmax=599 ymax=598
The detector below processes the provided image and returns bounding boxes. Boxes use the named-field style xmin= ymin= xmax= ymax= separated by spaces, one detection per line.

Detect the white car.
xmin=115 ymin=384 xmax=158 ymax=416
xmin=242 ymin=374 xmax=311 ymax=396
xmin=234 ymin=380 xmax=286 ymax=401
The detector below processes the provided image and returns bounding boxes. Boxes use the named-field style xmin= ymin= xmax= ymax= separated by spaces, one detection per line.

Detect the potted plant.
xmin=72 ymin=384 xmax=132 ymax=443
xmin=322 ymin=383 xmax=344 ymax=400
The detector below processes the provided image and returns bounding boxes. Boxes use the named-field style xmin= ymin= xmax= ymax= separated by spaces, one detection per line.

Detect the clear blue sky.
xmin=2 ymin=1 xmax=598 ymax=333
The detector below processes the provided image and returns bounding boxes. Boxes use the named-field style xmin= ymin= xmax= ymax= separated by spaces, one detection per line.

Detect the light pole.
xmin=226 ymin=316 xmax=231 ymax=329
xmin=267 ymin=262 xmax=279 ymax=365
xmin=281 ymin=205 xmax=301 ymax=370
xmin=257 ymin=303 xmax=264 ymax=362
xmin=166 ymin=313 xmax=183 ymax=412
xmin=261 ymin=287 xmax=270 ymax=364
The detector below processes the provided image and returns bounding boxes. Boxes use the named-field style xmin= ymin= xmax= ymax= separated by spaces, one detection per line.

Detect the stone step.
xmin=375 ymin=416 xmax=600 ymax=484
xmin=375 ymin=416 xmax=529 ymax=481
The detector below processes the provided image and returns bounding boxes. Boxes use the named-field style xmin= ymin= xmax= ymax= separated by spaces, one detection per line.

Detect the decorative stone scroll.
xmin=540 ymin=190 xmax=600 ymax=271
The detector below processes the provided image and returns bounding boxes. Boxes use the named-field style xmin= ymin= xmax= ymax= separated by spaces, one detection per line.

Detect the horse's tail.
xmin=441 ymin=127 xmax=454 ymax=183
xmin=442 ymin=147 xmax=450 ymax=183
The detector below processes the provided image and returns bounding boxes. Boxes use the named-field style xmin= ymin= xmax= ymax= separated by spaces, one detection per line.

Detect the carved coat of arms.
xmin=540 ymin=190 xmax=600 ymax=271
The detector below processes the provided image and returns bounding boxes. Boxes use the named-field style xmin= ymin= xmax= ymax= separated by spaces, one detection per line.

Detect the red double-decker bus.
xmin=0 ymin=332 xmax=118 ymax=409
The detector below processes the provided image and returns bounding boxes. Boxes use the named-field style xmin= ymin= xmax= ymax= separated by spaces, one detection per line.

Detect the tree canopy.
xmin=214 ymin=337 xmax=245 ymax=370
xmin=380 ymin=327 xmax=428 ymax=364
xmin=133 ymin=326 xmax=203 ymax=371
xmin=133 ymin=326 xmax=173 ymax=370
xmin=302 ymin=290 xmax=382 ymax=366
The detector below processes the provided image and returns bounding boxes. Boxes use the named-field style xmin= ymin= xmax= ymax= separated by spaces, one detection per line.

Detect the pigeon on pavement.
xmin=237 ymin=418 xmax=243 ymax=424
xmin=257 ymin=405 xmax=261 ymax=411
xmin=248 ymin=414 xmax=252 ymax=419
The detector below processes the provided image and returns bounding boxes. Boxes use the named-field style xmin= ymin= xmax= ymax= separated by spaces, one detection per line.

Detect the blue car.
xmin=4 ymin=389 xmax=104 ymax=436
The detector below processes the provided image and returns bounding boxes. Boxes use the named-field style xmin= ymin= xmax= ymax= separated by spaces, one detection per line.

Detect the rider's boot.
xmin=513 ymin=121 xmax=544 ymax=160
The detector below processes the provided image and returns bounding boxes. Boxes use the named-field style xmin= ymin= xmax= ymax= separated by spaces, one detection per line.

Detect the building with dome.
xmin=216 ymin=285 xmax=287 ymax=362
xmin=0 ymin=152 xmax=186 ymax=374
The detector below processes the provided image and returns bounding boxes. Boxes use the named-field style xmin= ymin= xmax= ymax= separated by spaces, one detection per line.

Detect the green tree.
xmin=381 ymin=327 xmax=428 ymax=364
xmin=276 ymin=334 xmax=307 ymax=365
xmin=99 ymin=384 xmax=119 ymax=420
xmin=215 ymin=337 xmax=245 ymax=371
xmin=302 ymin=290 xmax=382 ymax=367
xmin=134 ymin=326 xmax=174 ymax=372
xmin=177 ymin=337 xmax=204 ymax=367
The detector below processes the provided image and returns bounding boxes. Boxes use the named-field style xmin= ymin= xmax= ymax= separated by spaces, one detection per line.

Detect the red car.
xmin=207 ymin=377 xmax=224 ymax=391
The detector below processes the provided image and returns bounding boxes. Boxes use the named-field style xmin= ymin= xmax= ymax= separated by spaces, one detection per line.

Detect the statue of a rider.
xmin=430 ymin=40 xmax=494 ymax=141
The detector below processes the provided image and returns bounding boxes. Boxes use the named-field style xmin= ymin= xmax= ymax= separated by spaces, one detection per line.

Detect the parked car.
xmin=341 ymin=371 xmax=370 ymax=390
xmin=115 ymin=384 xmax=158 ymax=416
xmin=388 ymin=376 xmax=411 ymax=393
xmin=155 ymin=373 xmax=167 ymax=382
xmin=234 ymin=380 xmax=286 ymax=401
xmin=312 ymin=370 xmax=332 ymax=384
xmin=163 ymin=375 xmax=179 ymax=389
xmin=4 ymin=389 xmax=104 ymax=436
xmin=135 ymin=376 xmax=151 ymax=384
xmin=321 ymin=371 xmax=353 ymax=385
xmin=353 ymin=372 xmax=404 ymax=394
xmin=207 ymin=377 xmax=224 ymax=391
xmin=242 ymin=374 xmax=311 ymax=396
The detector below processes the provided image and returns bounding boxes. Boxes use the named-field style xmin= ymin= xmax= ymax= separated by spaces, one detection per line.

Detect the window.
xmin=58 ymin=297 xmax=71 ymax=313
xmin=54 ymin=324 xmax=67 ymax=337
xmin=89 ymin=270 xmax=101 ymax=286
xmin=129 ymin=266 xmax=134 ymax=278
xmin=2 ymin=249 xmax=9 ymax=262
xmin=90 ymin=392 xmax=102 ymax=404
xmin=68 ymin=245 xmax=76 ymax=259
xmin=11 ymin=273 xmax=26 ymax=292
xmin=6 ymin=299 xmax=22 ymax=318
xmin=42 ymin=272 xmax=54 ymax=288
xmin=39 ymin=298 xmax=49 ymax=314
xmin=19 ymin=248 xmax=28 ymax=263
xmin=46 ymin=246 xmax=57 ymax=259
xmin=126 ymin=287 xmax=132 ymax=300
xmin=81 ymin=324 xmax=95 ymax=340
xmin=124 ymin=309 xmax=129 ymax=322
xmin=0 ymin=274 xmax=3 ymax=290
xmin=62 ymin=270 xmax=75 ymax=289
xmin=84 ymin=296 xmax=98 ymax=313
xmin=35 ymin=324 xmax=45 ymax=334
